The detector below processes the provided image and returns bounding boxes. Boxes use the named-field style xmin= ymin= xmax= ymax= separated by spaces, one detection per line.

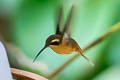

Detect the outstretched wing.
xmin=56 ymin=6 xmax=63 ymax=35
xmin=62 ymin=5 xmax=74 ymax=40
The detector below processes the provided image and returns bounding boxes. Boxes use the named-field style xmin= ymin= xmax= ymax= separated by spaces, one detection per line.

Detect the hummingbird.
xmin=33 ymin=5 xmax=94 ymax=66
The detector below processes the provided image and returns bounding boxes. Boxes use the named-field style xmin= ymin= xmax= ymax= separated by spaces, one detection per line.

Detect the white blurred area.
xmin=0 ymin=41 xmax=13 ymax=80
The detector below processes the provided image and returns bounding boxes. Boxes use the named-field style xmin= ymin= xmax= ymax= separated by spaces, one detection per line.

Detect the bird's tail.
xmin=79 ymin=49 xmax=95 ymax=67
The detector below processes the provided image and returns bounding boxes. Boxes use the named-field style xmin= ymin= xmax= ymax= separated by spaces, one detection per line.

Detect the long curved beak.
xmin=33 ymin=45 xmax=48 ymax=62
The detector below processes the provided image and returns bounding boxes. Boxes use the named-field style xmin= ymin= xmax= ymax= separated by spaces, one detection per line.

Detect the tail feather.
xmin=79 ymin=49 xmax=95 ymax=67
xmin=81 ymin=53 xmax=95 ymax=67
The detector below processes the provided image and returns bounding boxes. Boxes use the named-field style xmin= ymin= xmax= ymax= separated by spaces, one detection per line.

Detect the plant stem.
xmin=47 ymin=22 xmax=120 ymax=79
xmin=11 ymin=68 xmax=48 ymax=80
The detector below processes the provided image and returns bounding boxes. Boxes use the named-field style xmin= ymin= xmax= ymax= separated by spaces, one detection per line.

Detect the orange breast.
xmin=50 ymin=43 xmax=75 ymax=54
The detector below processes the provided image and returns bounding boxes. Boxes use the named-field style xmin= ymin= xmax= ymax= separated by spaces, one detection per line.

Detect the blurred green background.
xmin=0 ymin=0 xmax=120 ymax=80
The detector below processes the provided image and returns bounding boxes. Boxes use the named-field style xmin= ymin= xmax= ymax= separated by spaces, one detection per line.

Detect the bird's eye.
xmin=51 ymin=41 xmax=59 ymax=45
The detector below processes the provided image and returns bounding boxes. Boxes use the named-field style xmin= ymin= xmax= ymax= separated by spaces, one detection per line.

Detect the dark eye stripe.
xmin=51 ymin=41 xmax=59 ymax=45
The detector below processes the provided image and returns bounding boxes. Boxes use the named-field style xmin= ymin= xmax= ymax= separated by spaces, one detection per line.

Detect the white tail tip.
xmin=88 ymin=60 xmax=95 ymax=67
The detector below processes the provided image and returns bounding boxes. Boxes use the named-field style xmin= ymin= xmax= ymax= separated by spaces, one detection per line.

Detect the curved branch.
xmin=11 ymin=68 xmax=48 ymax=80
xmin=47 ymin=23 xmax=120 ymax=79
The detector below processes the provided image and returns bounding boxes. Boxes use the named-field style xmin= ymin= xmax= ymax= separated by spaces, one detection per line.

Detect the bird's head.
xmin=33 ymin=34 xmax=61 ymax=62
xmin=46 ymin=35 xmax=61 ymax=47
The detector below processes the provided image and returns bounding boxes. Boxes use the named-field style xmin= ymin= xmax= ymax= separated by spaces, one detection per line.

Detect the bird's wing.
xmin=56 ymin=6 xmax=63 ymax=35
xmin=62 ymin=5 xmax=74 ymax=40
